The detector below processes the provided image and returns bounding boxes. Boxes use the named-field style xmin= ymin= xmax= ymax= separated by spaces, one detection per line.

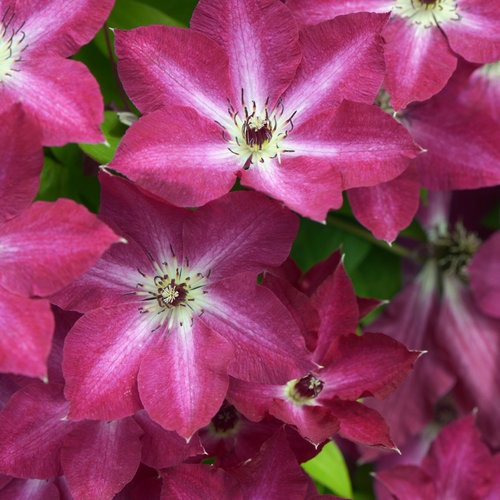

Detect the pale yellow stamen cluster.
xmin=135 ymin=256 xmax=209 ymax=331
xmin=220 ymin=90 xmax=296 ymax=169
xmin=0 ymin=10 xmax=27 ymax=82
xmin=393 ymin=0 xmax=461 ymax=28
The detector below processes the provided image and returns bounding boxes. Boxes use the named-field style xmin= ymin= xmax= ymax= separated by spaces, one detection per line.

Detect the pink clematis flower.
xmin=0 ymin=106 xmax=121 ymax=378
xmin=53 ymin=173 xmax=313 ymax=439
xmin=375 ymin=415 xmax=497 ymax=500
xmin=228 ymin=256 xmax=420 ymax=447
xmin=0 ymin=0 xmax=115 ymax=145
xmin=109 ymin=0 xmax=418 ymax=222
xmin=287 ymin=0 xmax=500 ymax=110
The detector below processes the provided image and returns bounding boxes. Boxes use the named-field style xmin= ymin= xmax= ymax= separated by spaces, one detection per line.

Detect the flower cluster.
xmin=0 ymin=0 xmax=499 ymax=498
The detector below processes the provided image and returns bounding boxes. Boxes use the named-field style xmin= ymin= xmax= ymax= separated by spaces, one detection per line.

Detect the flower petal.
xmin=109 ymin=107 xmax=238 ymax=207
xmin=347 ymin=164 xmax=421 ymax=242
xmin=114 ymin=26 xmax=232 ymax=122
xmin=283 ymin=12 xmax=388 ymax=123
xmin=383 ymin=18 xmax=457 ymax=111
xmin=0 ymin=105 xmax=42 ymax=223
xmin=0 ymin=289 xmax=53 ymax=378
xmin=183 ymin=191 xmax=299 ymax=281
xmin=2 ymin=57 xmax=104 ymax=145
xmin=469 ymin=232 xmax=500 ymax=319
xmin=0 ymin=199 xmax=121 ymax=297
xmin=63 ymin=305 xmax=158 ymax=420
xmin=61 ymin=418 xmax=143 ymax=500
xmin=139 ymin=322 xmax=233 ymax=439
xmin=191 ymin=0 xmax=302 ymax=110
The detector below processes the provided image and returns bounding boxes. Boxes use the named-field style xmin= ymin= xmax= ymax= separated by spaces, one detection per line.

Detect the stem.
xmin=326 ymin=214 xmax=420 ymax=262
xmin=104 ymin=23 xmax=134 ymax=113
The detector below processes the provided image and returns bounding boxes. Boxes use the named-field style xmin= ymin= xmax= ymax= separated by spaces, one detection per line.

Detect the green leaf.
xmin=79 ymin=111 xmax=129 ymax=165
xmin=37 ymin=145 xmax=101 ymax=213
xmin=291 ymin=217 xmax=371 ymax=273
xmin=141 ymin=0 xmax=198 ymax=25
xmin=302 ymin=441 xmax=353 ymax=499
xmin=349 ymin=246 xmax=401 ymax=300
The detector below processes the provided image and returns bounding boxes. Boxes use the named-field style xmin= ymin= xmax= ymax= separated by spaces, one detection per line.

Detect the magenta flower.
xmin=0 ymin=106 xmax=121 ymax=378
xmin=0 ymin=0 xmax=114 ymax=145
xmin=287 ymin=0 xmax=500 ymax=110
xmin=53 ymin=174 xmax=312 ymax=438
xmin=376 ymin=415 xmax=498 ymax=500
xmin=228 ymin=257 xmax=420 ymax=447
xmin=109 ymin=0 xmax=418 ymax=221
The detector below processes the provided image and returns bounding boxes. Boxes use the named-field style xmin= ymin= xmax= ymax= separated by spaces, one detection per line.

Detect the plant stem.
xmin=326 ymin=214 xmax=421 ymax=262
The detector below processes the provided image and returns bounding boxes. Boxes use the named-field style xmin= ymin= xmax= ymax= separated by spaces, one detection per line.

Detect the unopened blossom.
xmin=0 ymin=0 xmax=114 ymax=145
xmin=53 ymin=174 xmax=312 ymax=438
xmin=110 ymin=0 xmax=418 ymax=221
xmin=287 ymin=0 xmax=500 ymax=110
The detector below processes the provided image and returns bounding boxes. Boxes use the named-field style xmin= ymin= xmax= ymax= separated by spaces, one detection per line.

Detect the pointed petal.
xmin=443 ymin=0 xmax=500 ymax=63
xmin=0 ymin=199 xmax=121 ymax=297
xmin=183 ymin=191 xmax=299 ymax=281
xmin=191 ymin=0 xmax=301 ymax=110
xmin=134 ymin=410 xmax=204 ymax=469
xmin=311 ymin=259 xmax=360 ymax=365
xmin=347 ymin=164 xmax=421 ymax=242
xmin=0 ymin=105 xmax=42 ymax=223
xmin=283 ymin=12 xmax=388 ymax=123
xmin=61 ymin=418 xmax=143 ymax=500
xmin=241 ymin=155 xmax=344 ymax=222
xmin=63 ymin=305 xmax=157 ymax=420
xmin=3 ymin=57 xmax=104 ymax=145
xmin=108 ymin=107 xmax=238 ymax=207
xmin=202 ymin=276 xmax=313 ymax=383
xmin=269 ymin=400 xmax=340 ymax=445
xmin=320 ymin=333 xmax=420 ymax=400
xmin=0 ymin=290 xmax=53 ymax=378
xmin=285 ymin=100 xmax=419 ymax=189
xmin=139 ymin=322 xmax=232 ymax=439
xmin=469 ymin=232 xmax=500 ymax=318
xmin=19 ymin=0 xmax=114 ymax=57
xmin=114 ymin=26 xmax=232 ymax=122
xmin=383 ymin=19 xmax=457 ymax=110
xmin=323 ymin=400 xmax=395 ymax=449
xmin=0 ymin=382 xmax=75 ymax=478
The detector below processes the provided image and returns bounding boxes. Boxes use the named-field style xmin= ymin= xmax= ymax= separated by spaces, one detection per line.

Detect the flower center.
xmin=284 ymin=373 xmax=325 ymax=406
xmin=429 ymin=221 xmax=482 ymax=281
xmin=0 ymin=7 xmax=27 ymax=82
xmin=133 ymin=251 xmax=209 ymax=331
xmin=209 ymin=402 xmax=240 ymax=436
xmin=394 ymin=0 xmax=461 ymax=28
xmin=220 ymin=90 xmax=296 ymax=169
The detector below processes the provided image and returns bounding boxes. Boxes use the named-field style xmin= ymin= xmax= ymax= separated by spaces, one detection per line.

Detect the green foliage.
xmin=302 ymin=441 xmax=353 ymax=499
xmin=79 ymin=111 xmax=129 ymax=165
xmin=37 ymin=145 xmax=100 ymax=213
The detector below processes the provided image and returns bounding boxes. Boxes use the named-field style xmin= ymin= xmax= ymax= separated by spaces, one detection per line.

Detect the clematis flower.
xmin=52 ymin=173 xmax=313 ymax=439
xmin=0 ymin=0 xmax=114 ymax=145
xmin=0 ymin=105 xmax=121 ymax=378
xmin=228 ymin=257 xmax=420 ymax=447
xmin=0 ymin=381 xmax=144 ymax=500
xmin=287 ymin=0 xmax=500 ymax=110
xmin=375 ymin=415 xmax=498 ymax=500
xmin=109 ymin=0 xmax=418 ymax=222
